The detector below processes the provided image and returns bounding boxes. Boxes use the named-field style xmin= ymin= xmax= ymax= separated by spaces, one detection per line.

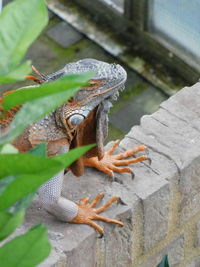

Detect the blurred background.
xmin=1 ymin=0 xmax=200 ymax=141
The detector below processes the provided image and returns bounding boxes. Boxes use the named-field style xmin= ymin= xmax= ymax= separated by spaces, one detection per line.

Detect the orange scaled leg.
xmin=84 ymin=140 xmax=149 ymax=178
xmin=70 ymin=192 xmax=123 ymax=237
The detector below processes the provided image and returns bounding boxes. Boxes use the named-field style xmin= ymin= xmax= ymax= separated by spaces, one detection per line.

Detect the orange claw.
xmin=84 ymin=140 xmax=149 ymax=178
xmin=70 ymin=192 xmax=124 ymax=236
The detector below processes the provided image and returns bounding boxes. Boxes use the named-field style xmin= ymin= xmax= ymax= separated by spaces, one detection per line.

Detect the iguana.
xmin=0 ymin=59 xmax=148 ymax=236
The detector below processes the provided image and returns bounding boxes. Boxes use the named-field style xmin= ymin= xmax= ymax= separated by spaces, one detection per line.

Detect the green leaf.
xmin=0 ymin=144 xmax=93 ymax=178
xmin=0 ymin=210 xmax=25 ymax=241
xmin=0 ymin=144 xmax=18 ymax=154
xmin=54 ymin=144 xmax=95 ymax=166
xmin=3 ymin=72 xmax=94 ymax=111
xmin=10 ymin=193 xmax=35 ymax=214
xmin=0 ymin=176 xmax=16 ymax=195
xmin=0 ymin=61 xmax=32 ymax=83
xmin=0 ymin=71 xmax=94 ymax=145
xmin=29 ymin=143 xmax=47 ymax=157
xmin=0 ymin=176 xmax=35 ymax=214
xmin=0 ymin=89 xmax=77 ymax=145
xmin=0 ymin=0 xmax=48 ymax=80
xmin=157 ymin=255 xmax=170 ymax=267
xmin=0 ymin=224 xmax=51 ymax=267
xmin=0 ymin=145 xmax=93 ymax=210
xmin=0 ymin=154 xmax=63 ymax=178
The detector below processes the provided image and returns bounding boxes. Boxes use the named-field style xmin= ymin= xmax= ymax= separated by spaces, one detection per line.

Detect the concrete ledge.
xmin=19 ymin=82 xmax=200 ymax=266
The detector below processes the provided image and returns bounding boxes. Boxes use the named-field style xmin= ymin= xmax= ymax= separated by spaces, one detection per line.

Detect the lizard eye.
xmin=68 ymin=114 xmax=85 ymax=127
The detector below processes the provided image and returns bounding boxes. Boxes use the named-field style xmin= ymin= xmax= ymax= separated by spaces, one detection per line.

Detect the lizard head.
xmin=52 ymin=59 xmax=127 ymax=131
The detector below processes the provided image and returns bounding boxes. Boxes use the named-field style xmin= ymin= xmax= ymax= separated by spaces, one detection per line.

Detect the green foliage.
xmin=29 ymin=142 xmax=47 ymax=157
xmin=0 ymin=72 xmax=93 ymax=145
xmin=0 ymin=143 xmax=18 ymax=154
xmin=2 ymin=73 xmax=93 ymax=111
xmin=0 ymin=0 xmax=48 ymax=82
xmin=0 ymin=0 xmax=95 ymax=266
xmin=0 ymin=225 xmax=51 ymax=267
xmin=0 ymin=145 xmax=93 ymax=210
xmin=0 ymin=210 xmax=25 ymax=241
xmin=157 ymin=255 xmax=170 ymax=267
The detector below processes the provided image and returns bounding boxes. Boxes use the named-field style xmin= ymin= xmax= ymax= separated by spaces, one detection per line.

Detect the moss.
xmin=121 ymin=49 xmax=189 ymax=94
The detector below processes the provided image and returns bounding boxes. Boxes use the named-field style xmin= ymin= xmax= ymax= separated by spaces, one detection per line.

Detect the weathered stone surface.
xmin=168 ymin=83 xmax=200 ymax=117
xmin=62 ymin=163 xmax=141 ymax=266
xmin=149 ymin=108 xmax=200 ymax=223
xmin=160 ymin=84 xmax=200 ymax=135
xmin=195 ymin=220 xmax=200 ymax=248
xmin=47 ymin=22 xmax=83 ymax=48
xmin=10 ymin=80 xmax=200 ymax=266
xmin=187 ymin=256 xmax=200 ymax=267
xmin=125 ymin=88 xmax=200 ymax=223
xmin=159 ymin=85 xmax=200 ymax=222
xmin=119 ymin=137 xmax=170 ymax=252
xmin=26 ymin=199 xmax=97 ymax=267
xmin=138 ymin=234 xmax=184 ymax=267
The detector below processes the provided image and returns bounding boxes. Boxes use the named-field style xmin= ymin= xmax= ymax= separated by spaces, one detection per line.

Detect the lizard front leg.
xmin=83 ymin=140 xmax=149 ymax=178
xmin=38 ymin=171 xmax=123 ymax=235
xmin=70 ymin=192 xmax=123 ymax=237
xmin=38 ymin=171 xmax=79 ymax=221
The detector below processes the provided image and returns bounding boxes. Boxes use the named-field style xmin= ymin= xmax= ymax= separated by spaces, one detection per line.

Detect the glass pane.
xmin=149 ymin=0 xmax=200 ymax=60
xmin=99 ymin=0 xmax=124 ymax=14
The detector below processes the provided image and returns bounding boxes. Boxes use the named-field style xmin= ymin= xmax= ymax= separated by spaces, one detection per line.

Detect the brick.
xmin=188 ymin=256 xmax=200 ymax=267
xmin=195 ymin=220 xmax=200 ymax=247
xmin=138 ymin=234 xmax=184 ymax=267
xmin=25 ymin=198 xmax=97 ymax=267
xmin=120 ymin=137 xmax=170 ymax=252
xmin=160 ymin=96 xmax=200 ymax=128
xmin=169 ymin=83 xmax=200 ymax=116
xmin=161 ymin=84 xmax=200 ymax=132
xmin=99 ymin=206 xmax=133 ymax=267
xmin=63 ymin=166 xmax=142 ymax=266
xmin=149 ymin=108 xmax=200 ymax=222
xmin=139 ymin=113 xmax=200 ymax=169
xmin=126 ymin=108 xmax=200 ymax=223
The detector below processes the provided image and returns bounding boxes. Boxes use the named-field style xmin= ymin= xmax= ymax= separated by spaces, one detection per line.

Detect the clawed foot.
xmin=70 ymin=192 xmax=124 ymax=237
xmin=84 ymin=140 xmax=149 ymax=178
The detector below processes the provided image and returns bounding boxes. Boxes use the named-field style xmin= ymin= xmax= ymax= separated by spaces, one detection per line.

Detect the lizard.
xmin=0 ymin=58 xmax=148 ymax=236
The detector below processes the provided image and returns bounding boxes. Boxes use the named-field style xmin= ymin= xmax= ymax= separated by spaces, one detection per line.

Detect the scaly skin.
xmin=0 ymin=59 xmax=149 ymax=235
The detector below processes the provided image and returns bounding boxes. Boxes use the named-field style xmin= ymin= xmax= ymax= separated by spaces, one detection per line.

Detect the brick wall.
xmin=25 ymin=82 xmax=200 ymax=267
